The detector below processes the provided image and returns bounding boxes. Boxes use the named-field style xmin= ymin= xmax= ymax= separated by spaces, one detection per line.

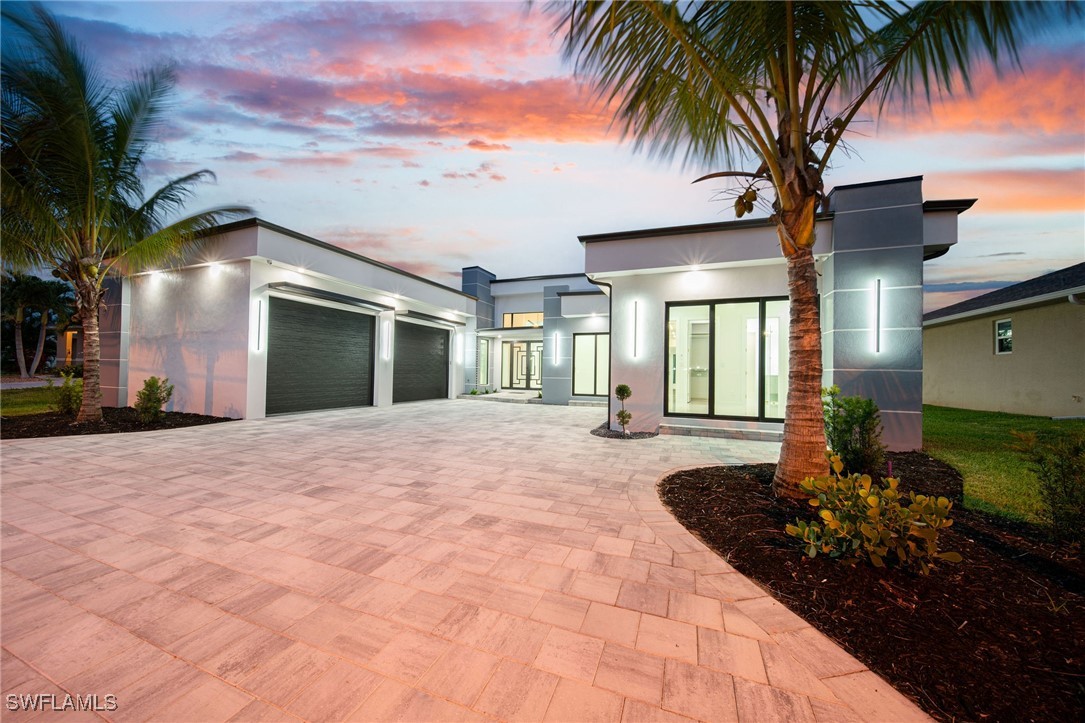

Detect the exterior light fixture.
xmin=253 ymin=299 xmax=264 ymax=352
xmin=209 ymin=262 xmax=222 ymax=275
xmin=381 ymin=320 xmax=392 ymax=360
xmin=690 ymin=265 xmax=700 ymax=272
xmin=632 ymin=300 xmax=640 ymax=358
xmin=552 ymin=332 xmax=560 ymax=364
xmin=872 ymin=278 xmax=882 ymax=353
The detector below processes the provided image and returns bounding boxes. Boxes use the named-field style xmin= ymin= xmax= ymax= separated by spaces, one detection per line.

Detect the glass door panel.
xmin=503 ymin=340 xmax=542 ymax=390
xmin=667 ymin=305 xmax=710 ymax=414
xmin=713 ymin=302 xmax=760 ymax=417
xmin=763 ymin=300 xmax=789 ymax=419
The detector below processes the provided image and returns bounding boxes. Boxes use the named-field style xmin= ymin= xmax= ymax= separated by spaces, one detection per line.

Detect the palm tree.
xmin=1 ymin=272 xmax=36 ymax=377
xmin=554 ymin=0 xmax=1074 ymax=496
xmin=0 ymin=272 xmax=73 ymax=377
xmin=1 ymin=4 xmax=251 ymax=422
xmin=27 ymin=277 xmax=75 ymax=377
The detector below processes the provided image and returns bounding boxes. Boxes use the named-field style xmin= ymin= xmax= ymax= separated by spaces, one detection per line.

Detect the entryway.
xmin=501 ymin=340 xmax=542 ymax=390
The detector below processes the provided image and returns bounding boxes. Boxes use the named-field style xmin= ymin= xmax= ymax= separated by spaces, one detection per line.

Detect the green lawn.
xmin=923 ymin=404 xmax=1085 ymax=523
xmin=0 ymin=386 xmax=56 ymax=417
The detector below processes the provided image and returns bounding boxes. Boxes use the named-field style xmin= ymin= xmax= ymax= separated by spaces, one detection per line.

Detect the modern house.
xmin=923 ymin=262 xmax=1085 ymax=418
xmin=461 ymin=269 xmax=609 ymax=405
xmin=97 ymin=219 xmax=474 ymax=419
xmin=97 ymin=175 xmax=971 ymax=451
xmin=579 ymin=176 xmax=972 ymax=451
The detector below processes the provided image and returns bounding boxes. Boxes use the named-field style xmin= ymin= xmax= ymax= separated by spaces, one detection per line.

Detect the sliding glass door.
xmin=666 ymin=297 xmax=790 ymax=421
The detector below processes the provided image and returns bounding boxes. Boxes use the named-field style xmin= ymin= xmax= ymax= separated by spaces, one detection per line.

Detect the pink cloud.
xmin=467 ymin=139 xmax=512 ymax=152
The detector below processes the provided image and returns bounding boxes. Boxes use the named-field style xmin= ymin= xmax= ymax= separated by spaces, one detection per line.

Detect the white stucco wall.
xmin=127 ymin=261 xmax=251 ymax=418
xmin=601 ymin=262 xmax=793 ymax=432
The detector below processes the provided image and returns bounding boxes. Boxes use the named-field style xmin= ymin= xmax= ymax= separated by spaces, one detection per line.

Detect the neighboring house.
xmin=98 ymin=175 xmax=971 ymax=451
xmin=923 ymin=262 xmax=1085 ymax=418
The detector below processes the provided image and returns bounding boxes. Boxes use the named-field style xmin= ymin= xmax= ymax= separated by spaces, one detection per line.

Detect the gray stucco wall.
xmin=541 ymin=286 xmax=610 ymax=405
xmin=824 ymin=178 xmax=925 ymax=451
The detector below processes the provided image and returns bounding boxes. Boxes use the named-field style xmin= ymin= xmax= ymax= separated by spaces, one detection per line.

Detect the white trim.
xmin=994 ymin=317 xmax=1013 ymax=355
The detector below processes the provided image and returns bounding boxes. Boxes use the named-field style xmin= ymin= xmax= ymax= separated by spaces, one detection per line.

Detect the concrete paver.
xmin=0 ymin=400 xmax=929 ymax=721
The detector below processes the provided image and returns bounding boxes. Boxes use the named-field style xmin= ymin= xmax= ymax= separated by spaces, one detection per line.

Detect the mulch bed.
xmin=1 ymin=407 xmax=234 ymax=439
xmin=659 ymin=452 xmax=1085 ymax=722
xmin=590 ymin=422 xmax=659 ymax=440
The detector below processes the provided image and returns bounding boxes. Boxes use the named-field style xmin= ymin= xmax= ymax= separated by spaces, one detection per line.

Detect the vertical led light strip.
xmin=381 ymin=320 xmax=392 ymax=360
xmin=633 ymin=300 xmax=639 ymax=358
xmin=874 ymin=279 xmax=882 ymax=353
xmin=552 ymin=332 xmax=559 ymax=364
xmin=255 ymin=299 xmax=263 ymax=352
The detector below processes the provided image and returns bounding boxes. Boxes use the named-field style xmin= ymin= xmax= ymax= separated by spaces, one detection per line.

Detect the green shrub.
xmin=134 ymin=376 xmax=174 ymax=423
xmin=823 ymin=385 xmax=885 ymax=477
xmin=615 ymin=384 xmax=632 ymax=434
xmin=1013 ymin=431 xmax=1085 ymax=543
xmin=49 ymin=371 xmax=82 ymax=416
xmin=55 ymin=363 xmax=83 ymax=378
xmin=470 ymin=388 xmax=479 ymax=395
xmin=786 ymin=455 xmax=962 ymax=574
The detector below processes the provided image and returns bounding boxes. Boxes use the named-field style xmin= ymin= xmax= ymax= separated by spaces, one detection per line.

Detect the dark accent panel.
xmin=393 ymin=321 xmax=448 ymax=402
xmin=266 ymin=297 xmax=374 ymax=414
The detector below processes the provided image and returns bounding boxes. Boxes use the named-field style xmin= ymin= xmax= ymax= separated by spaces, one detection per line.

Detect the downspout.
xmin=587 ymin=275 xmax=614 ymax=431
xmin=1068 ymin=293 xmax=1085 ymax=305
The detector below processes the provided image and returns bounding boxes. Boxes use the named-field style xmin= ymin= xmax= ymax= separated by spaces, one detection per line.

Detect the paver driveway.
xmin=1 ymin=401 xmax=927 ymax=722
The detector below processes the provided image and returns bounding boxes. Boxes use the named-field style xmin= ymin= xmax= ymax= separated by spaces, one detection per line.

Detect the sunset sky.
xmin=26 ymin=1 xmax=1085 ymax=311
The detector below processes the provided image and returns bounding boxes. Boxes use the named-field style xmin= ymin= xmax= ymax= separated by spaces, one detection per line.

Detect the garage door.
xmin=393 ymin=320 xmax=448 ymax=402
xmin=266 ymin=296 xmax=374 ymax=414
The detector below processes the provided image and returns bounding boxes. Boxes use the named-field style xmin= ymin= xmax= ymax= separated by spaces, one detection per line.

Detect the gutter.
xmin=587 ymin=275 xmax=614 ymax=431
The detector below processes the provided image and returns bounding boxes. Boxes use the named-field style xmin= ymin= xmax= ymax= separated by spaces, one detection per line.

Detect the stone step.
xmin=658 ymin=424 xmax=784 ymax=443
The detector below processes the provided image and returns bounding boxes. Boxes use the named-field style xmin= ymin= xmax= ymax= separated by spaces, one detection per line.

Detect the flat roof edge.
xmin=203 ymin=218 xmax=474 ymax=300
xmin=579 ymin=214 xmax=834 ymax=244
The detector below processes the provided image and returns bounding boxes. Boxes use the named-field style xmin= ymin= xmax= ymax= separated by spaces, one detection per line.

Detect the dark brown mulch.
xmin=659 ymin=452 xmax=1085 ymax=723
xmin=1 ymin=407 xmax=234 ymax=439
xmin=590 ymin=422 xmax=659 ymax=440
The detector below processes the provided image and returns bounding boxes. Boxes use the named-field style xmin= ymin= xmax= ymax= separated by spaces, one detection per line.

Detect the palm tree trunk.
xmin=28 ymin=308 xmax=48 ymax=376
xmin=75 ymin=286 xmax=103 ymax=423
xmin=13 ymin=307 xmax=29 ymax=378
xmin=772 ymin=201 xmax=827 ymax=497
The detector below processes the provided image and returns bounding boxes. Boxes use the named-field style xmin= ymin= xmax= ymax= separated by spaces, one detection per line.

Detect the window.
xmin=502 ymin=311 xmax=544 ymax=328
xmin=995 ymin=318 xmax=1012 ymax=354
xmin=666 ymin=297 xmax=790 ymax=421
xmin=478 ymin=338 xmax=490 ymax=386
xmin=573 ymin=333 xmax=609 ymax=396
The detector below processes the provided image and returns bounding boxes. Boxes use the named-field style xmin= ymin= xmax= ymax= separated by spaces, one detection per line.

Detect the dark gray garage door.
xmin=393 ymin=320 xmax=448 ymax=403
xmin=266 ymin=296 xmax=374 ymax=414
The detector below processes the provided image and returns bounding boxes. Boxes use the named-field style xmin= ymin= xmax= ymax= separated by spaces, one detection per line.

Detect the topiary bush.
xmin=823 ymin=385 xmax=885 ymax=478
xmin=1013 ymin=431 xmax=1085 ymax=544
xmin=615 ymin=384 xmax=632 ymax=434
xmin=135 ymin=376 xmax=174 ymax=423
xmin=786 ymin=455 xmax=962 ymax=574
xmin=49 ymin=371 xmax=82 ymax=416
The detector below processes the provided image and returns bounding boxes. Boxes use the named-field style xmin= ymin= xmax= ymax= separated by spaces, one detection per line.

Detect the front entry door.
xmin=503 ymin=341 xmax=542 ymax=390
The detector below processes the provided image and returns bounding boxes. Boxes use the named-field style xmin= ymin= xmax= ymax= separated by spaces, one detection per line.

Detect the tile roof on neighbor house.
xmin=924 ymin=261 xmax=1085 ymax=324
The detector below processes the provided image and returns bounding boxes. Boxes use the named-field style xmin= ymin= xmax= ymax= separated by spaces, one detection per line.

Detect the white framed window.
xmin=478 ymin=338 xmax=490 ymax=386
xmin=995 ymin=318 xmax=1012 ymax=355
xmin=572 ymin=333 xmax=609 ymax=396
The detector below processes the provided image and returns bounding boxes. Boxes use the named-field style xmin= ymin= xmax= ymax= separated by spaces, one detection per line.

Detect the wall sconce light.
xmin=872 ymin=278 xmax=882 ymax=353
xmin=253 ymin=299 xmax=264 ymax=352
xmin=552 ymin=332 xmax=560 ymax=364
xmin=381 ymin=320 xmax=392 ymax=360
xmin=632 ymin=300 xmax=640 ymax=358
